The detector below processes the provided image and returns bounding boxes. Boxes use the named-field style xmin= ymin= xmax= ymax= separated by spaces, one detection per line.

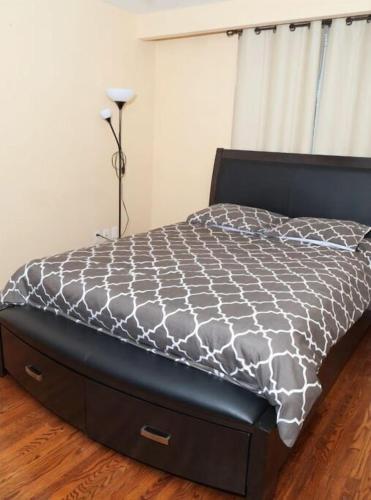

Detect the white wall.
xmin=151 ymin=33 xmax=238 ymax=228
xmin=0 ymin=0 xmax=155 ymax=287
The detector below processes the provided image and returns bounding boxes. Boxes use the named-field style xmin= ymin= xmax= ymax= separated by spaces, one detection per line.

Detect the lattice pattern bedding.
xmin=187 ymin=203 xmax=288 ymax=233
xmin=1 ymin=223 xmax=370 ymax=446
xmin=268 ymin=217 xmax=370 ymax=250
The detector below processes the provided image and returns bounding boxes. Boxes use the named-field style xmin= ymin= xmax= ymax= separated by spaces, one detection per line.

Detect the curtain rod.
xmin=226 ymin=13 xmax=370 ymax=36
xmin=226 ymin=29 xmax=243 ymax=37
xmin=254 ymin=19 xmax=327 ymax=35
xmin=255 ymin=25 xmax=276 ymax=35
xmin=346 ymin=14 xmax=371 ymax=25
xmin=289 ymin=21 xmax=311 ymax=31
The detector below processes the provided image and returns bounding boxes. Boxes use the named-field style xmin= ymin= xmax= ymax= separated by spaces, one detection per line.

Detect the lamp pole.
xmin=117 ymin=102 xmax=124 ymax=239
xmin=100 ymin=88 xmax=134 ymax=240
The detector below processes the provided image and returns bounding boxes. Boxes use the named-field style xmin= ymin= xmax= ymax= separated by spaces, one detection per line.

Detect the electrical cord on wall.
xmin=95 ymin=233 xmax=114 ymax=242
xmin=95 ymin=150 xmax=130 ymax=244
xmin=112 ymin=150 xmax=130 ymax=237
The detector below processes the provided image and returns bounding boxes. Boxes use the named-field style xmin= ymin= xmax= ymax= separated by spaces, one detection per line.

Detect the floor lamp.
xmin=100 ymin=88 xmax=134 ymax=239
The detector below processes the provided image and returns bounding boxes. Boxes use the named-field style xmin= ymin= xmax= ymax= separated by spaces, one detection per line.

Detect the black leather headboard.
xmin=210 ymin=149 xmax=371 ymax=228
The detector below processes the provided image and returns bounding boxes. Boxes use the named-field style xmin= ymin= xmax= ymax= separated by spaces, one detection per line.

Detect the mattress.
xmin=1 ymin=222 xmax=370 ymax=446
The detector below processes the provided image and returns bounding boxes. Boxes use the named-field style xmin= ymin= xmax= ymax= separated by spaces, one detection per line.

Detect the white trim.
xmin=137 ymin=0 xmax=371 ymax=41
xmin=210 ymin=224 xmax=256 ymax=235
xmin=279 ymin=236 xmax=355 ymax=251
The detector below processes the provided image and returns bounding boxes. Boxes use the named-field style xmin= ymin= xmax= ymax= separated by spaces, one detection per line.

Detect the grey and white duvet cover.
xmin=1 ymin=223 xmax=370 ymax=446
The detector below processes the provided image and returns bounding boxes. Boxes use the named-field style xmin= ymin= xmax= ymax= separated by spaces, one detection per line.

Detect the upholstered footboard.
xmin=0 ymin=305 xmax=369 ymax=499
xmin=0 ymin=306 xmax=287 ymax=500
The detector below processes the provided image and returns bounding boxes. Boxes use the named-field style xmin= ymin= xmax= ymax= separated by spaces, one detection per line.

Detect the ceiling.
xmin=106 ymin=0 xmax=229 ymax=14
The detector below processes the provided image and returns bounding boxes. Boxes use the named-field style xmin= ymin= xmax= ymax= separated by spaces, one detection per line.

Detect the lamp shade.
xmin=100 ymin=108 xmax=112 ymax=120
xmin=106 ymin=88 xmax=134 ymax=103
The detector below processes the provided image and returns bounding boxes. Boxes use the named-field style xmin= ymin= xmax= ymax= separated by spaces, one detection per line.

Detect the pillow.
xmin=186 ymin=203 xmax=288 ymax=234
xmin=357 ymin=239 xmax=371 ymax=311
xmin=358 ymin=238 xmax=371 ymax=266
xmin=267 ymin=217 xmax=370 ymax=251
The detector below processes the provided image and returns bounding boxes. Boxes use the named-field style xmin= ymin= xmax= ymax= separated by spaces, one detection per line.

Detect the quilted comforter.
xmin=1 ymin=223 xmax=370 ymax=446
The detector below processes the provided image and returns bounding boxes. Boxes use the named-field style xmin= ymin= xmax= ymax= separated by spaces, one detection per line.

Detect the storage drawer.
xmin=0 ymin=328 xmax=5 ymax=377
xmin=2 ymin=328 xmax=85 ymax=430
xmin=86 ymin=379 xmax=250 ymax=495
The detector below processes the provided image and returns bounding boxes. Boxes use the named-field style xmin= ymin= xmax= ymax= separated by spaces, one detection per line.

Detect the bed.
xmin=1 ymin=149 xmax=370 ymax=499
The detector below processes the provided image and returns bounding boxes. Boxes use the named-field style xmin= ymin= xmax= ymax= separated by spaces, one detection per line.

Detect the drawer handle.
xmin=25 ymin=364 xmax=43 ymax=382
xmin=140 ymin=425 xmax=171 ymax=446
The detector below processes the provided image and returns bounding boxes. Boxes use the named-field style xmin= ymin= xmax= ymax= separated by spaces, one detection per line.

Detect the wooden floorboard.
xmin=0 ymin=329 xmax=370 ymax=500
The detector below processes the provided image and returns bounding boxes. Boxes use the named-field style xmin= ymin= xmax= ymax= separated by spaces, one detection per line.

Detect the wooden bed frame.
xmin=1 ymin=149 xmax=370 ymax=499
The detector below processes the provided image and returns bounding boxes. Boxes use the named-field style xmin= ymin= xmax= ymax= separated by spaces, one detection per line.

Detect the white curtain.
xmin=313 ymin=18 xmax=371 ymax=156
xmin=232 ymin=22 xmax=322 ymax=153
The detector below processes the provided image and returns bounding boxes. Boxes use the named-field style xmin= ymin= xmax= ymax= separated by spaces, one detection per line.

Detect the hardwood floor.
xmin=0 ymin=330 xmax=370 ymax=500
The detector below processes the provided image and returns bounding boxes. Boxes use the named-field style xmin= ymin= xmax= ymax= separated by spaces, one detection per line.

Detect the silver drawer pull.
xmin=140 ymin=425 xmax=171 ymax=446
xmin=25 ymin=364 xmax=43 ymax=382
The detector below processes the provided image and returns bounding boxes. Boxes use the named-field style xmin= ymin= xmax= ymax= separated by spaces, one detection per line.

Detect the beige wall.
xmin=138 ymin=0 xmax=371 ymax=39
xmin=151 ymin=33 xmax=238 ymax=228
xmin=146 ymin=0 xmax=371 ymax=230
xmin=1 ymin=0 xmax=368 ymax=287
xmin=0 ymin=0 xmax=155 ymax=287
